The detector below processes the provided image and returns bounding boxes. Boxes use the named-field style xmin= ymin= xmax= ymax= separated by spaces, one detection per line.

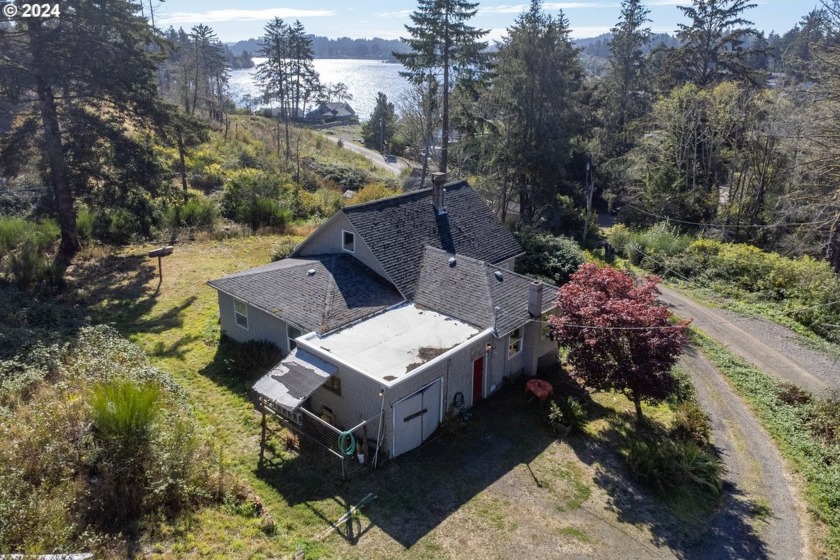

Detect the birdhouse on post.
xmin=148 ymin=245 xmax=174 ymax=285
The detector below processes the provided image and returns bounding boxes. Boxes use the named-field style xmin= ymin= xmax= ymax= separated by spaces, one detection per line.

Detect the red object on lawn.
xmin=525 ymin=379 xmax=554 ymax=402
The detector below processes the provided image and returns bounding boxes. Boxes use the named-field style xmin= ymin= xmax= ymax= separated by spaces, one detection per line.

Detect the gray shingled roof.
xmin=342 ymin=181 xmax=523 ymax=298
xmin=207 ymin=254 xmax=403 ymax=334
xmin=414 ymin=246 xmax=558 ymax=335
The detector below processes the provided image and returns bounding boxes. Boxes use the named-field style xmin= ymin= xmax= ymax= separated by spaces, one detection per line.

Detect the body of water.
xmin=228 ymin=58 xmax=411 ymax=121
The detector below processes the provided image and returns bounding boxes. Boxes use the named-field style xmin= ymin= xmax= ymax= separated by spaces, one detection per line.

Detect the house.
xmin=208 ymin=176 xmax=559 ymax=459
xmin=305 ymin=102 xmax=357 ymax=124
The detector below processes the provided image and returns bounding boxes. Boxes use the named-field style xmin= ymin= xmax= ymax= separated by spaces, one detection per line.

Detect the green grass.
xmin=693 ymin=330 xmax=840 ymax=555
xmin=557 ymin=525 xmax=590 ymax=542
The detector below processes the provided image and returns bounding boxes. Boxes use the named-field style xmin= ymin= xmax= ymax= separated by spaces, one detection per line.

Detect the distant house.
xmin=208 ymin=176 xmax=559 ymax=459
xmin=305 ymin=102 xmax=357 ymax=124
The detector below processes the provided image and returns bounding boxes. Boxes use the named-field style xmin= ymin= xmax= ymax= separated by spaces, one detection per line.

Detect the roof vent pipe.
xmin=528 ymin=281 xmax=544 ymax=318
xmin=431 ymin=172 xmax=447 ymax=215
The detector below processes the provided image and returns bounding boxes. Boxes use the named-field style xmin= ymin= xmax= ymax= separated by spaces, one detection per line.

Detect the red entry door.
xmin=472 ymin=356 xmax=484 ymax=404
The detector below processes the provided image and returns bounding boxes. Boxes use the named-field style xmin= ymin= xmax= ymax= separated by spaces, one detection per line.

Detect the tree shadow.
xmin=72 ymin=253 xmax=197 ymax=357
xmin=567 ymin=398 xmax=770 ymax=559
xmin=252 ymin=383 xmax=557 ymax=549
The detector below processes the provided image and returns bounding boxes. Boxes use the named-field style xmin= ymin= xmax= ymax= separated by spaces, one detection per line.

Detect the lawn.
xmin=72 ymin=235 xmax=714 ymax=558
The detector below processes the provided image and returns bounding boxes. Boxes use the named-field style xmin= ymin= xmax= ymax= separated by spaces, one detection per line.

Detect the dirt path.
xmin=658 ymin=286 xmax=839 ymax=394
xmin=679 ymin=345 xmax=806 ymax=559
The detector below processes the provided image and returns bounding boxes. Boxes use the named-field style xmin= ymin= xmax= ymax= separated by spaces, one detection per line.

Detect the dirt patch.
xmin=405 ymin=346 xmax=451 ymax=373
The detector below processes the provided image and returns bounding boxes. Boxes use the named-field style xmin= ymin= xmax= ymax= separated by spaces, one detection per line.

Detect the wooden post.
xmin=157 ymin=255 xmax=163 ymax=283
xmin=259 ymin=408 xmax=267 ymax=466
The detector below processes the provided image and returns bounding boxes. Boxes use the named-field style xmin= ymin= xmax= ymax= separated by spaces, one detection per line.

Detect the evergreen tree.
xmin=675 ymin=0 xmax=762 ymax=87
xmin=482 ymin=0 xmax=585 ymax=225
xmin=607 ymin=0 xmax=652 ymax=132
xmin=362 ymin=93 xmax=397 ymax=152
xmin=395 ymin=0 xmax=488 ymax=175
xmin=0 ymin=0 xmax=184 ymax=274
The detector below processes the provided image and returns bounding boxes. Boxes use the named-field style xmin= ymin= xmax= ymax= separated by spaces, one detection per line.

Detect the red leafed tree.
xmin=549 ymin=263 xmax=690 ymax=421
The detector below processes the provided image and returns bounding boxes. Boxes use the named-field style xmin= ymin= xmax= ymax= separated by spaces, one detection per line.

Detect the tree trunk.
xmin=828 ymin=211 xmax=840 ymax=274
xmin=176 ymin=126 xmax=189 ymax=201
xmin=28 ymin=20 xmax=80 ymax=275
xmin=633 ymin=392 xmax=644 ymax=422
xmin=440 ymin=30 xmax=450 ymax=174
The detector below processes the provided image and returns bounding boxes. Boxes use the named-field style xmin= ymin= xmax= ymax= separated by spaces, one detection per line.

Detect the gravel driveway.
xmin=653 ymin=285 xmax=840 ymax=558
xmin=659 ymin=286 xmax=840 ymax=394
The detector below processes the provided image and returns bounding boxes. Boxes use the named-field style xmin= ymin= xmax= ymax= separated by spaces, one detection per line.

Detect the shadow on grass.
xmin=74 ymin=253 xmax=199 ymax=358
xmin=566 ymin=396 xmax=770 ymax=560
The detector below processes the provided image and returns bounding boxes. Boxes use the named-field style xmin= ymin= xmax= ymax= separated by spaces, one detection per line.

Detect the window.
xmin=234 ymin=299 xmax=248 ymax=330
xmin=508 ymin=327 xmax=522 ymax=358
xmin=288 ymin=326 xmax=302 ymax=351
xmin=342 ymin=230 xmax=355 ymax=253
xmin=324 ymin=376 xmax=342 ymax=396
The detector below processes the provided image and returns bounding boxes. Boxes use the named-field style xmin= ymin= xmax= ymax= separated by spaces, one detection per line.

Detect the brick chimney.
xmin=528 ymin=281 xmax=544 ymax=318
xmin=431 ymin=172 xmax=447 ymax=214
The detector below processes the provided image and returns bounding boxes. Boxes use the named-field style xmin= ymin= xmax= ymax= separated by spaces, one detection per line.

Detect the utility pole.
xmin=583 ymin=157 xmax=595 ymax=240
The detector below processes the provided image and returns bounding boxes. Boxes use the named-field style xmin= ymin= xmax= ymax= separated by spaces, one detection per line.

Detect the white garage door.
xmin=392 ymin=378 xmax=442 ymax=457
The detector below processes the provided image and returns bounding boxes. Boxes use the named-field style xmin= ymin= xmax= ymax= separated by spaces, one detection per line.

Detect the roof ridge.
xmin=343 ymin=180 xmax=468 ymax=211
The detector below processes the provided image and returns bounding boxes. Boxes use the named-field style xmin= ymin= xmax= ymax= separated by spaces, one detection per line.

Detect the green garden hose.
xmin=338 ymin=430 xmax=356 ymax=456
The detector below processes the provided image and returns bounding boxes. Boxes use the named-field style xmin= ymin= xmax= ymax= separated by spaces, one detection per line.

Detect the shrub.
xmin=353 ymin=182 xmax=399 ymax=204
xmin=514 ymin=229 xmax=586 ymax=285
xmin=809 ymin=396 xmax=840 ymax=446
xmin=0 ymin=216 xmax=30 ymax=254
xmin=671 ymin=400 xmax=712 ymax=446
xmin=165 ymin=194 xmax=220 ymax=234
xmin=627 ymin=435 xmax=722 ymax=500
xmin=221 ymin=168 xmax=292 ymax=231
xmin=271 ymin=238 xmax=299 ymax=262
xmin=90 ymin=380 xmax=160 ymax=445
xmin=76 ymin=207 xmax=94 ymax=243
xmin=546 ymin=395 xmax=588 ymax=433
xmin=92 ymin=209 xmax=141 ymax=245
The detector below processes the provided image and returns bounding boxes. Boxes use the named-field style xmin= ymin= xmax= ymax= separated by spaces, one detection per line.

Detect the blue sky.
xmin=154 ymin=1 xmax=820 ymax=43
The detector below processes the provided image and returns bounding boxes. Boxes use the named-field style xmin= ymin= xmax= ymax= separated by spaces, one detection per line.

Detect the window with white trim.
xmin=234 ymin=298 xmax=248 ymax=330
xmin=342 ymin=230 xmax=355 ymax=253
xmin=508 ymin=327 xmax=522 ymax=358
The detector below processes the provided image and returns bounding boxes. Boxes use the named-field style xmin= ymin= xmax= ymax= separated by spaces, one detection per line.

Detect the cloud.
xmin=375 ymin=10 xmax=414 ymax=18
xmin=160 ymin=8 xmax=336 ymax=25
xmin=481 ymin=2 xmax=614 ymax=14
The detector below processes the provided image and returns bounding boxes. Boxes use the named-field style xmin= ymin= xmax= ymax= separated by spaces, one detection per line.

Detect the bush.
xmin=352 ymin=182 xmax=399 ymax=204
xmin=271 ymin=238 xmax=299 ymax=262
xmin=0 ymin=324 xmax=234 ymax=549
xmin=608 ymin=224 xmax=840 ymax=341
xmin=165 ymin=194 xmax=220 ymax=234
xmin=627 ymin=435 xmax=722 ymax=500
xmin=76 ymin=207 xmax=94 ymax=243
xmin=92 ymin=209 xmax=141 ymax=245
xmin=0 ymin=218 xmax=60 ymax=289
xmin=546 ymin=395 xmax=588 ymax=433
xmin=671 ymin=400 xmax=712 ymax=446
xmin=221 ymin=168 xmax=292 ymax=231
xmin=514 ymin=229 xmax=586 ymax=285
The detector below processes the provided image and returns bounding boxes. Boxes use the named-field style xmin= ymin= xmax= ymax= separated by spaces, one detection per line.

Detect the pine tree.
xmin=483 ymin=0 xmax=584 ymax=224
xmin=675 ymin=0 xmax=761 ymax=87
xmin=362 ymin=93 xmax=398 ymax=152
xmin=395 ymin=0 xmax=488 ymax=175
xmin=0 ymin=0 xmax=185 ymax=274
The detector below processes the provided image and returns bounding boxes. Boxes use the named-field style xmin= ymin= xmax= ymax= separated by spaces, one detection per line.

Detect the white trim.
xmin=341 ymin=229 xmax=355 ymax=253
xmin=507 ymin=327 xmax=522 ymax=359
xmin=391 ymin=376 xmax=444 ymax=458
xmin=233 ymin=298 xmax=249 ymax=330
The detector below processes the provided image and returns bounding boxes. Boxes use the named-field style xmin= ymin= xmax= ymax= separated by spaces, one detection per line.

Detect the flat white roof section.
xmin=300 ymin=303 xmax=480 ymax=385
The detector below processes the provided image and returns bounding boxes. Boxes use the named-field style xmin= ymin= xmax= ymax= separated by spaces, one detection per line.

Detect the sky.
xmin=153 ymin=1 xmax=821 ymax=43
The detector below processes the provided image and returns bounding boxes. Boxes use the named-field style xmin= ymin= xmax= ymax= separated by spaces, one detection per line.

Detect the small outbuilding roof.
xmin=340 ymin=181 xmax=524 ymax=298
xmin=207 ymin=254 xmax=403 ymax=334
xmin=252 ymin=348 xmax=337 ymax=411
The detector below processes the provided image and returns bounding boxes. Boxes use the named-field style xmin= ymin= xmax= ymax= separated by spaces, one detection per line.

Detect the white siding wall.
xmin=217 ymin=291 xmax=289 ymax=352
xmin=296 ymin=212 xmax=393 ymax=286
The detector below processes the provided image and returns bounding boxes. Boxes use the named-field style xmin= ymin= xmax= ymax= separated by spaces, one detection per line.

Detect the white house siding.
xmin=304 ymin=332 xmax=494 ymax=458
xmin=217 ymin=292 xmax=290 ymax=353
xmin=296 ymin=212 xmax=394 ymax=287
